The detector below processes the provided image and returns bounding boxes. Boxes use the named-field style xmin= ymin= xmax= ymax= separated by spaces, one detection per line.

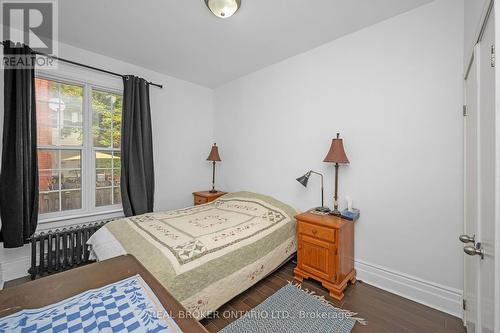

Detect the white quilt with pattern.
xmin=88 ymin=191 xmax=298 ymax=319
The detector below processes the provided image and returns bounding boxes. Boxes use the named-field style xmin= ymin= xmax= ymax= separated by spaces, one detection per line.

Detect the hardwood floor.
xmin=200 ymin=260 xmax=466 ymax=333
xmin=4 ymin=260 xmax=466 ymax=333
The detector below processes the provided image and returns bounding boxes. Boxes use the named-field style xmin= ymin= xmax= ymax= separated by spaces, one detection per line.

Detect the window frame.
xmin=36 ymin=71 xmax=123 ymax=223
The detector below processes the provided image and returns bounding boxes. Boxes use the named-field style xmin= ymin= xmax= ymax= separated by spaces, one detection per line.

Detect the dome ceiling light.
xmin=204 ymin=0 xmax=241 ymax=19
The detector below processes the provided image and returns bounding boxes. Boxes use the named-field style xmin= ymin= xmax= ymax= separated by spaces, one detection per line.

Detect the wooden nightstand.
xmin=192 ymin=191 xmax=227 ymax=206
xmin=293 ymin=211 xmax=356 ymax=300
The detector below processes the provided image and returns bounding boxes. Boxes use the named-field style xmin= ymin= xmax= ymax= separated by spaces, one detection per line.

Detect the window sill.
xmin=37 ymin=209 xmax=124 ymax=231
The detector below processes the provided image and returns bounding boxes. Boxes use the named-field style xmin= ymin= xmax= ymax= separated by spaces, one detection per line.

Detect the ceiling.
xmin=59 ymin=0 xmax=433 ymax=87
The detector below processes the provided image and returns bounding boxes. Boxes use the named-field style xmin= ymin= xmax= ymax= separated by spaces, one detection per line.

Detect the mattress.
xmin=87 ymin=191 xmax=298 ymax=319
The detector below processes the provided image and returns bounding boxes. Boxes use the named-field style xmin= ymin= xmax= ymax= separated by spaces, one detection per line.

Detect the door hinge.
xmin=463 ymin=105 xmax=468 ymax=117
xmin=491 ymin=45 xmax=496 ymax=67
xmin=463 ymin=299 xmax=467 ymax=311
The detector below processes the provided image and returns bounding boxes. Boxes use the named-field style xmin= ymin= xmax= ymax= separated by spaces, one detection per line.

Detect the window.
xmin=36 ymin=79 xmax=84 ymax=214
xmin=35 ymin=76 xmax=123 ymax=218
xmin=92 ymin=89 xmax=122 ymax=207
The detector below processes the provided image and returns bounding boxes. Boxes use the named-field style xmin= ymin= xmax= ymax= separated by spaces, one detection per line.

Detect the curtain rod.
xmin=1 ymin=41 xmax=163 ymax=89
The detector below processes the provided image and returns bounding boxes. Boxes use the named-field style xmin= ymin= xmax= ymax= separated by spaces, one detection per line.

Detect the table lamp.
xmin=296 ymin=171 xmax=330 ymax=213
xmin=207 ymin=143 xmax=221 ymax=193
xmin=323 ymin=133 xmax=349 ymax=216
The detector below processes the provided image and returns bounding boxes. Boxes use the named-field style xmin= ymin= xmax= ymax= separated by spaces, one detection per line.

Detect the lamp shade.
xmin=205 ymin=0 xmax=241 ymax=18
xmin=323 ymin=133 xmax=349 ymax=164
xmin=207 ymin=143 xmax=221 ymax=161
xmin=296 ymin=172 xmax=311 ymax=187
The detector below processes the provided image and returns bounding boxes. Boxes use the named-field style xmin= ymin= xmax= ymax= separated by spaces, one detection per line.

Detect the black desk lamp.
xmin=296 ymin=171 xmax=330 ymax=213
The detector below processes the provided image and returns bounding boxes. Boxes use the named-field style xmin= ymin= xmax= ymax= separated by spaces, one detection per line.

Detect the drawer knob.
xmin=312 ymin=229 xmax=317 ymax=235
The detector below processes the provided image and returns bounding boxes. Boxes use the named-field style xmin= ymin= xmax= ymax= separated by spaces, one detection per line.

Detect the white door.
xmin=464 ymin=43 xmax=479 ymax=333
xmin=462 ymin=9 xmax=496 ymax=333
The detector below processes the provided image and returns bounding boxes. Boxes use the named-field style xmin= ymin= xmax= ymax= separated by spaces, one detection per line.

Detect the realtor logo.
xmin=1 ymin=0 xmax=58 ymax=66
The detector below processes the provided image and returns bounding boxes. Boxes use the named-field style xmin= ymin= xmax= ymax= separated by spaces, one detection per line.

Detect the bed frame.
xmin=2 ymin=255 xmax=208 ymax=333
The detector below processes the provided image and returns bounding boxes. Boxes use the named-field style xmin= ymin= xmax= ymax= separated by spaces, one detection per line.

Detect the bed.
xmin=87 ymin=191 xmax=298 ymax=319
xmin=0 ymin=255 xmax=208 ymax=333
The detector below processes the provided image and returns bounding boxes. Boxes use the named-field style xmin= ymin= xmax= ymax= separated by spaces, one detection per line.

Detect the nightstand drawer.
xmin=298 ymin=222 xmax=336 ymax=243
xmin=194 ymin=196 xmax=208 ymax=205
xmin=193 ymin=191 xmax=227 ymax=206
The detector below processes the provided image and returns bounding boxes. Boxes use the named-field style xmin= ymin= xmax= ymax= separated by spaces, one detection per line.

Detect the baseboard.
xmin=0 ymin=245 xmax=31 ymax=287
xmin=355 ymin=259 xmax=463 ymax=318
xmin=0 ymin=257 xmax=30 ymax=290
xmin=2 ymin=255 xmax=31 ymax=282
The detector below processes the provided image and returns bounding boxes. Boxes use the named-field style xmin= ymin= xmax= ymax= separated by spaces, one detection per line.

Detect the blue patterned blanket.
xmin=0 ymin=275 xmax=183 ymax=333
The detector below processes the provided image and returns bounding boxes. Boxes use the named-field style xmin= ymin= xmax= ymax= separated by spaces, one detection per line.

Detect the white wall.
xmin=0 ymin=40 xmax=214 ymax=284
xmin=214 ymin=0 xmax=464 ymax=315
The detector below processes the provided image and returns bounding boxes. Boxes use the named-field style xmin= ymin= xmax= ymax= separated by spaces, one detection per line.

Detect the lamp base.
xmin=209 ymin=189 xmax=218 ymax=193
xmin=314 ymin=206 xmax=331 ymax=213
xmin=330 ymin=209 xmax=341 ymax=216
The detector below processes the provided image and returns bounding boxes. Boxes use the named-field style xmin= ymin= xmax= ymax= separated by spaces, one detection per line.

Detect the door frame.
xmin=494 ymin=2 xmax=500 ymax=332
xmin=465 ymin=0 xmax=493 ymax=79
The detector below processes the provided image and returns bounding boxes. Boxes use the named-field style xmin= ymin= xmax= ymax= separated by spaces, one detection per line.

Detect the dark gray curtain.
xmin=121 ymin=75 xmax=155 ymax=216
xmin=0 ymin=41 xmax=38 ymax=248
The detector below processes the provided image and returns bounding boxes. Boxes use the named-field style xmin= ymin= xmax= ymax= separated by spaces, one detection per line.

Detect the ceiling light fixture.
xmin=204 ymin=0 xmax=241 ymax=19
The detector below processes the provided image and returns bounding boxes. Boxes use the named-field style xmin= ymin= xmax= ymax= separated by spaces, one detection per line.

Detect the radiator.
xmin=28 ymin=221 xmax=109 ymax=280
